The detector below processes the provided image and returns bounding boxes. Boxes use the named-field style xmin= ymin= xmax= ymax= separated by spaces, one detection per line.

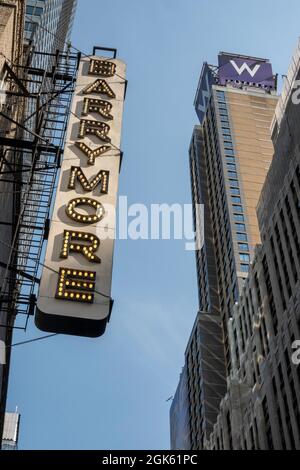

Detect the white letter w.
xmin=230 ymin=60 xmax=261 ymax=78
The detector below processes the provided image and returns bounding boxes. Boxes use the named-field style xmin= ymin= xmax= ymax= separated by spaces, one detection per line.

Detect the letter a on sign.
xmin=83 ymin=79 xmax=116 ymax=99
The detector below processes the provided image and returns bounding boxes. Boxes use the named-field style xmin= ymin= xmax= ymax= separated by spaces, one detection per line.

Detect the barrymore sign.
xmin=36 ymin=54 xmax=126 ymax=337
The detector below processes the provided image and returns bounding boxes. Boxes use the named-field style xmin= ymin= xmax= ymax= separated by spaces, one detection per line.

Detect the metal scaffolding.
xmin=0 ymin=48 xmax=80 ymax=332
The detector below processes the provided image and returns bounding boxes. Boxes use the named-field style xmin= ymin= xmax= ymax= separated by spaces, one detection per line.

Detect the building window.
xmin=236 ymin=223 xmax=246 ymax=231
xmin=233 ymin=205 xmax=243 ymax=213
xmin=229 ymin=180 xmax=239 ymax=187
xmin=225 ymin=149 xmax=235 ymax=156
xmin=238 ymin=243 xmax=249 ymax=251
xmin=262 ymin=255 xmax=278 ymax=334
xmin=226 ymin=157 xmax=235 ymax=164
xmin=230 ymin=188 xmax=240 ymax=195
xmin=240 ymin=253 xmax=250 ymax=262
xmin=262 ymin=397 xmax=274 ymax=450
xmin=227 ymin=164 xmax=237 ymax=171
xmin=228 ymin=171 xmax=237 ymax=178
xmin=226 ymin=412 xmax=233 ymax=450
xmin=26 ymin=5 xmax=44 ymax=16
xmin=270 ymin=236 xmax=287 ymax=311
xmin=25 ymin=21 xmax=36 ymax=32
xmin=237 ymin=233 xmax=248 ymax=242
xmin=241 ymin=264 xmax=249 ymax=273
xmin=217 ymin=91 xmax=225 ymax=100
xmin=234 ymin=214 xmax=244 ymax=222
xmin=232 ymin=196 xmax=242 ymax=204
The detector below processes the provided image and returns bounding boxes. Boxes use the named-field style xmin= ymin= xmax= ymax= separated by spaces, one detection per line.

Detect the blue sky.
xmin=6 ymin=0 xmax=300 ymax=450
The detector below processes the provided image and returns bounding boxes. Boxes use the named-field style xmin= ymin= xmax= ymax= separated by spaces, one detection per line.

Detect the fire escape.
xmin=0 ymin=48 xmax=80 ymax=334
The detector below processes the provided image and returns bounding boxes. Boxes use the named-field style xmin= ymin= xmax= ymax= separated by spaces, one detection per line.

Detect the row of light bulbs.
xmin=82 ymin=98 xmax=113 ymax=120
xmin=55 ymin=59 xmax=119 ymax=304
xmin=60 ymin=230 xmax=101 ymax=263
xmin=78 ymin=120 xmax=111 ymax=143
xmin=68 ymin=166 xmax=109 ymax=194
xmin=66 ymin=197 xmax=105 ymax=224
xmin=75 ymin=142 xmax=111 ymax=165
xmin=56 ymin=269 xmax=96 ymax=303
xmin=83 ymin=79 xmax=116 ymax=99
xmin=89 ymin=59 xmax=116 ymax=78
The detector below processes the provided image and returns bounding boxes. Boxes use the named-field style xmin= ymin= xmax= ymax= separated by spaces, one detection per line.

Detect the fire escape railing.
xmin=0 ymin=48 xmax=80 ymax=332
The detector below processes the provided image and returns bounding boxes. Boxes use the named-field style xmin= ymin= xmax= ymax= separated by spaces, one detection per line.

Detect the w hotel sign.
xmin=36 ymin=49 xmax=126 ymax=337
xmin=218 ymin=53 xmax=276 ymax=91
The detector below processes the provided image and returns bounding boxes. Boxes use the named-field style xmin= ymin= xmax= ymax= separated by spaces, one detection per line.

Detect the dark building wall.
xmin=0 ymin=0 xmax=77 ymax=442
xmin=170 ymin=366 xmax=191 ymax=450
xmin=209 ymin=42 xmax=300 ymax=450
xmin=189 ymin=126 xmax=220 ymax=316
xmin=171 ymin=57 xmax=278 ymax=450
xmin=0 ymin=0 xmax=25 ymax=442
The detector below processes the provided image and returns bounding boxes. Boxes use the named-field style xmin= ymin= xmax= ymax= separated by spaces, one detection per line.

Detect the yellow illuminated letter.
xmin=60 ymin=230 xmax=101 ymax=263
xmin=83 ymin=79 xmax=116 ymax=99
xmin=89 ymin=59 xmax=116 ymax=77
xmin=75 ymin=142 xmax=111 ymax=166
xmin=78 ymin=120 xmax=111 ymax=143
xmin=56 ymin=268 xmax=96 ymax=304
xmin=68 ymin=166 xmax=109 ymax=194
xmin=82 ymin=98 xmax=113 ymax=120
xmin=66 ymin=197 xmax=105 ymax=224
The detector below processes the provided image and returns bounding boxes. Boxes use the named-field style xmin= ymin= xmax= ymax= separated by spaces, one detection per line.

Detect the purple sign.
xmin=218 ymin=54 xmax=276 ymax=90
xmin=194 ymin=63 xmax=216 ymax=124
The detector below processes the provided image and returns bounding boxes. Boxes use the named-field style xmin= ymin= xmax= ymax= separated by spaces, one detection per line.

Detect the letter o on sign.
xmin=66 ymin=197 xmax=105 ymax=224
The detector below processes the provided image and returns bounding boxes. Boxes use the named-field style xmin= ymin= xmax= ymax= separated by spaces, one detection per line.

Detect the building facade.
xmin=192 ymin=57 xmax=278 ymax=369
xmin=170 ymin=365 xmax=191 ymax=450
xmin=207 ymin=41 xmax=300 ymax=450
xmin=171 ymin=53 xmax=279 ymax=449
xmin=25 ymin=0 xmax=77 ymax=54
xmin=2 ymin=412 xmax=20 ymax=450
xmin=0 ymin=0 xmax=77 ymax=444
xmin=0 ymin=0 xmax=25 ymax=445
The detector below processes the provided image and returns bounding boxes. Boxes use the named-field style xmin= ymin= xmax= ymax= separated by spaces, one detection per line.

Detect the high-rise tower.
xmin=25 ymin=0 xmax=77 ymax=53
xmin=171 ymin=53 xmax=278 ymax=449
xmin=193 ymin=54 xmax=278 ymax=367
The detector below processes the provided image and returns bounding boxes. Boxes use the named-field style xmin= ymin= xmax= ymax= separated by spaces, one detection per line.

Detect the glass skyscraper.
xmin=204 ymin=43 xmax=300 ymax=450
xmin=191 ymin=58 xmax=278 ymax=369
xmin=25 ymin=0 xmax=77 ymax=57
xmin=171 ymin=52 xmax=279 ymax=449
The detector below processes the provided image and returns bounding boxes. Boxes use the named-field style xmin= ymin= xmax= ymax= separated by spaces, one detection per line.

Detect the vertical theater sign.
xmin=36 ymin=50 xmax=126 ymax=337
